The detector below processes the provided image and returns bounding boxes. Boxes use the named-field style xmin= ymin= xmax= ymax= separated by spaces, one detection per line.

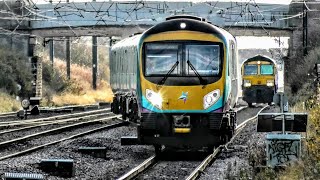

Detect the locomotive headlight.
xmin=267 ymin=80 xmax=274 ymax=87
xmin=203 ymin=89 xmax=220 ymax=109
xmin=243 ymin=80 xmax=251 ymax=87
xmin=180 ymin=22 xmax=186 ymax=29
xmin=146 ymin=89 xmax=163 ymax=109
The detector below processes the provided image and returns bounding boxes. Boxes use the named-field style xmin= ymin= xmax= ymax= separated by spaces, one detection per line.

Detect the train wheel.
xmin=154 ymin=145 xmax=162 ymax=156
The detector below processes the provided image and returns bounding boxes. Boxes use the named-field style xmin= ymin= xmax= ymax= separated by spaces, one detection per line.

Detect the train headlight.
xmin=203 ymin=89 xmax=220 ymax=109
xmin=243 ymin=80 xmax=251 ymax=87
xmin=146 ymin=89 xmax=163 ymax=109
xmin=267 ymin=80 xmax=274 ymax=87
xmin=180 ymin=22 xmax=186 ymax=29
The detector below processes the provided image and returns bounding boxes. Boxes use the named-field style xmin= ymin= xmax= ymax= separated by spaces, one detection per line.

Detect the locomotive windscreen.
xmin=260 ymin=64 xmax=274 ymax=75
xmin=144 ymin=42 xmax=221 ymax=77
xmin=244 ymin=65 xmax=258 ymax=75
xmin=144 ymin=43 xmax=181 ymax=76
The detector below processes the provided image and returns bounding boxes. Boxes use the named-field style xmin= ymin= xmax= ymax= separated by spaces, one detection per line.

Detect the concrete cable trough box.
xmin=40 ymin=159 xmax=75 ymax=177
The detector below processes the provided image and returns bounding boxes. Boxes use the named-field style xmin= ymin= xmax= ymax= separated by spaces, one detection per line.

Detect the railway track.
xmin=0 ymin=114 xmax=125 ymax=161
xmin=0 ymin=108 xmax=111 ymax=128
xmin=0 ymin=103 xmax=109 ymax=121
xmin=0 ymin=112 xmax=17 ymax=119
xmin=0 ymin=111 xmax=112 ymax=142
xmin=117 ymin=105 xmax=268 ymax=180
xmin=0 ymin=109 xmax=110 ymax=136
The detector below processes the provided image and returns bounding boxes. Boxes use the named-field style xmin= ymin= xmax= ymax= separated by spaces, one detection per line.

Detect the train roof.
xmin=143 ymin=15 xmax=235 ymax=43
xmin=111 ymin=34 xmax=142 ymax=50
xmin=243 ymin=54 xmax=276 ymax=64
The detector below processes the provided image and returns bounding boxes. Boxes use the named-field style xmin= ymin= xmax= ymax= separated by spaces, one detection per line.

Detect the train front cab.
xmin=121 ymin=18 xmax=238 ymax=151
xmin=242 ymin=58 xmax=276 ymax=106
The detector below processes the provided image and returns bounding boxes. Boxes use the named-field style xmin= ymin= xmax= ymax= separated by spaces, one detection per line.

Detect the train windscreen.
xmin=144 ymin=42 xmax=221 ymax=77
xmin=244 ymin=65 xmax=258 ymax=75
xmin=260 ymin=64 xmax=274 ymax=75
xmin=185 ymin=45 xmax=220 ymax=76
xmin=144 ymin=43 xmax=181 ymax=76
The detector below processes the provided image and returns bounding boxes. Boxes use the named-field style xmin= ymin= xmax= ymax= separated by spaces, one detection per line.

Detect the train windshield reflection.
xmin=244 ymin=65 xmax=258 ymax=75
xmin=260 ymin=64 xmax=274 ymax=75
xmin=144 ymin=42 xmax=221 ymax=76
xmin=185 ymin=45 xmax=220 ymax=76
xmin=145 ymin=43 xmax=180 ymax=76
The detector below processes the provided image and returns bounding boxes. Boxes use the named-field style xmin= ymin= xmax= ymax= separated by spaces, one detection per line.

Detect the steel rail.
xmin=0 ymin=112 xmax=16 ymax=119
xmin=185 ymin=105 xmax=269 ymax=180
xmin=0 ymin=108 xmax=110 ymax=127
xmin=0 ymin=113 xmax=116 ymax=148
xmin=0 ymin=104 xmax=105 ymax=120
xmin=116 ymin=105 xmax=267 ymax=180
xmin=117 ymin=155 xmax=158 ymax=180
xmin=0 ymin=111 xmax=112 ymax=135
xmin=0 ymin=116 xmax=124 ymax=161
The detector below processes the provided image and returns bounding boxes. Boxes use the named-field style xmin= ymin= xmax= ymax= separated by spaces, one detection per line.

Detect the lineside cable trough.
xmin=257 ymin=92 xmax=308 ymax=167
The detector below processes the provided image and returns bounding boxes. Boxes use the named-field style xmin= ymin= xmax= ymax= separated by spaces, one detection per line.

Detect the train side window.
xmin=232 ymin=43 xmax=236 ymax=76
xmin=229 ymin=41 xmax=236 ymax=77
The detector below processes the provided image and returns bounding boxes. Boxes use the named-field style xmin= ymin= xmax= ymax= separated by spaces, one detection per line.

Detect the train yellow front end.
xmin=242 ymin=55 xmax=277 ymax=106
xmin=110 ymin=15 xmax=239 ymax=151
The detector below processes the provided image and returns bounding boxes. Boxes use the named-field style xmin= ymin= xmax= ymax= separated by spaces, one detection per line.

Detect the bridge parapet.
xmin=30 ymin=1 xmax=290 ymax=31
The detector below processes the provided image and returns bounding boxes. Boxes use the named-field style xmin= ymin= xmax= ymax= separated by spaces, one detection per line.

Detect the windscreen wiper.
xmin=157 ymin=60 xmax=179 ymax=86
xmin=187 ymin=60 xmax=207 ymax=85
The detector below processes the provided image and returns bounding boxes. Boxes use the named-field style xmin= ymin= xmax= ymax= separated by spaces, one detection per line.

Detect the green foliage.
xmin=0 ymin=47 xmax=33 ymax=98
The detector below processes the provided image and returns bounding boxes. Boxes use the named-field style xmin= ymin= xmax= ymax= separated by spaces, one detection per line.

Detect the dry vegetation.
xmin=0 ymin=91 xmax=20 ymax=112
xmin=42 ymin=57 xmax=113 ymax=106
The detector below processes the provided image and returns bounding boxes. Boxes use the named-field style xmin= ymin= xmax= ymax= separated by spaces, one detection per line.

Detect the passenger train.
xmin=110 ymin=15 xmax=240 ymax=152
xmin=241 ymin=55 xmax=277 ymax=107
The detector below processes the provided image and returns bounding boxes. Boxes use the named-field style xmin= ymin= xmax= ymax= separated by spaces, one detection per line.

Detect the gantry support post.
xmin=66 ymin=37 xmax=71 ymax=80
xmin=49 ymin=39 xmax=54 ymax=67
xmin=303 ymin=2 xmax=308 ymax=56
xmin=92 ymin=36 xmax=98 ymax=90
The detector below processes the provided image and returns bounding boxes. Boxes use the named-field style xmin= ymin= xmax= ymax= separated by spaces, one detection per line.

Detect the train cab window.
xmin=244 ymin=65 xmax=258 ymax=75
xmin=185 ymin=44 xmax=220 ymax=76
xmin=144 ymin=43 xmax=181 ymax=76
xmin=260 ymin=64 xmax=274 ymax=75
